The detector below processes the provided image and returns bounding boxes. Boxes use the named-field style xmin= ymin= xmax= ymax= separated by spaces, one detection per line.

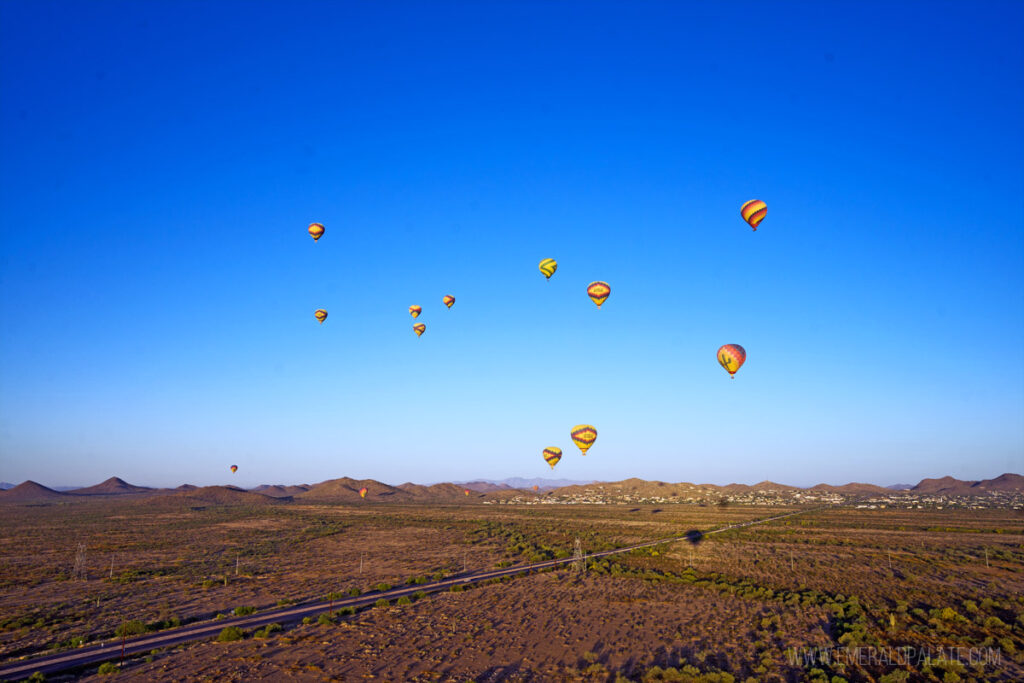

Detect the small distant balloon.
xmin=442 ymin=295 xmax=455 ymax=309
xmin=532 ymin=485 xmax=539 ymax=492
xmin=359 ymin=487 xmax=368 ymax=498
xmin=308 ymin=222 xmax=325 ymax=242
xmin=587 ymin=281 xmax=611 ymax=308
xmin=717 ymin=344 xmax=747 ymax=378
xmin=571 ymin=424 xmax=598 ymax=456
xmin=409 ymin=305 xmax=422 ymax=318
xmin=464 ymin=488 xmax=470 ymax=496
xmin=539 ymin=258 xmax=558 ymax=280
xmin=740 ymin=200 xmax=767 ymax=231
xmin=413 ymin=323 xmax=426 ymax=337
xmin=230 ymin=465 xmax=238 ymax=474
xmin=314 ymin=309 xmax=328 ymax=324
xmin=542 ymin=447 xmax=563 ymax=469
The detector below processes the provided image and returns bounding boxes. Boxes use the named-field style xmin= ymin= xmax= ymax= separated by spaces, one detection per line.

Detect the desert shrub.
xmin=317 ymin=613 xmax=334 ymax=626
xmin=347 ymin=588 xmax=361 ymax=597
xmin=201 ymin=580 xmax=215 ymax=589
xmin=301 ymin=616 xmax=313 ymax=625
xmin=397 ymin=596 xmax=412 ymax=605
xmin=878 ymin=672 xmax=910 ymax=683
xmin=983 ymin=616 xmax=1007 ymax=630
xmin=338 ymin=606 xmax=355 ymax=616
xmin=373 ymin=582 xmax=391 ymax=592
xmin=413 ymin=590 xmax=427 ymax=600
xmin=375 ymin=598 xmax=390 ymax=608
xmin=450 ymin=584 xmax=464 ymax=592
xmin=254 ymin=623 xmax=281 ymax=638
xmin=217 ymin=626 xmax=244 ymax=642
xmin=97 ymin=661 xmax=119 ymax=674
xmin=276 ymin=598 xmax=294 ymax=607
xmin=28 ymin=673 xmax=46 ymax=682
xmin=114 ymin=620 xmax=146 ymax=638
xmin=233 ymin=606 xmax=256 ymax=616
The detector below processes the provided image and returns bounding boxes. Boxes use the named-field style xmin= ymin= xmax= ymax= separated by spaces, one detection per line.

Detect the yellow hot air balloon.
xmin=539 ymin=258 xmax=558 ymax=280
xmin=571 ymin=424 xmax=597 ymax=456
xmin=717 ymin=344 xmax=747 ymax=378
xmin=308 ymin=222 xmax=325 ymax=242
xmin=314 ymin=309 xmax=328 ymax=324
xmin=413 ymin=323 xmax=426 ymax=337
xmin=409 ymin=305 xmax=422 ymax=318
xmin=542 ymin=447 xmax=562 ymax=469
xmin=464 ymin=488 xmax=470 ymax=496
xmin=587 ymin=281 xmax=610 ymax=308
xmin=442 ymin=295 xmax=455 ymax=309
xmin=359 ymin=487 xmax=368 ymax=498
xmin=230 ymin=465 xmax=238 ymax=473
xmin=740 ymin=200 xmax=767 ymax=231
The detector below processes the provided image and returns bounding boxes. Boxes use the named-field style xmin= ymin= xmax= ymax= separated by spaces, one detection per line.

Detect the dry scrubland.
xmin=1 ymin=498 xmax=1022 ymax=682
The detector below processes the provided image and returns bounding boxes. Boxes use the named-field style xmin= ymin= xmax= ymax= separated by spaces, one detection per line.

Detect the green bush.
xmin=413 ymin=590 xmax=427 ymax=600
xmin=450 ymin=584 xmax=464 ymax=592
xmin=317 ymin=613 xmax=334 ymax=626
xmin=373 ymin=582 xmax=391 ymax=592
xmin=28 ymin=673 xmax=46 ymax=682
xmin=97 ymin=662 xmax=119 ymax=675
xmin=375 ymin=598 xmax=390 ymax=608
xmin=347 ymin=588 xmax=361 ymax=597
xmin=397 ymin=596 xmax=412 ymax=605
xmin=338 ymin=606 xmax=356 ymax=616
xmin=233 ymin=606 xmax=256 ymax=616
xmin=254 ymin=623 xmax=282 ymax=639
xmin=217 ymin=626 xmax=244 ymax=642
xmin=301 ymin=616 xmax=313 ymax=625
xmin=114 ymin=620 xmax=146 ymax=638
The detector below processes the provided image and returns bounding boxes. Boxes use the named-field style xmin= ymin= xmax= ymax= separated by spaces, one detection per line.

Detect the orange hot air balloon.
xmin=740 ymin=200 xmax=767 ymax=231
xmin=359 ymin=487 xmax=368 ymax=498
xmin=442 ymin=295 xmax=455 ymax=309
xmin=314 ymin=309 xmax=328 ymax=324
xmin=230 ymin=465 xmax=238 ymax=473
xmin=464 ymin=488 xmax=470 ymax=496
xmin=308 ymin=222 xmax=325 ymax=242
xmin=532 ymin=485 xmax=539 ymax=492
xmin=409 ymin=305 xmax=422 ymax=318
xmin=413 ymin=323 xmax=426 ymax=337
xmin=587 ymin=281 xmax=611 ymax=308
xmin=717 ymin=344 xmax=747 ymax=378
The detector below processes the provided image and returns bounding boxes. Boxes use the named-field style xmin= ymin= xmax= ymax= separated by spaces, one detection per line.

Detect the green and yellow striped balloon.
xmin=542 ymin=447 xmax=562 ymax=469
xmin=539 ymin=258 xmax=558 ymax=280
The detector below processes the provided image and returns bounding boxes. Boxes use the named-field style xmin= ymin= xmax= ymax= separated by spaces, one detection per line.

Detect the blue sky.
xmin=1 ymin=0 xmax=1022 ymax=488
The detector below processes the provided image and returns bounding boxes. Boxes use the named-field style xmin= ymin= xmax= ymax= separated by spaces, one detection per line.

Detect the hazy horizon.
xmin=2 ymin=1 xmax=1022 ymax=488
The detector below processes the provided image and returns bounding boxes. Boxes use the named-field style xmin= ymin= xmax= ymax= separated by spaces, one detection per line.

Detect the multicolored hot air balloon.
xmin=314 ymin=309 xmax=328 ymax=324
xmin=413 ymin=323 xmax=426 ymax=337
xmin=542 ymin=447 xmax=563 ymax=469
xmin=571 ymin=424 xmax=598 ymax=456
xmin=359 ymin=487 xmax=368 ymax=498
xmin=539 ymin=258 xmax=558 ymax=280
xmin=740 ymin=200 xmax=767 ymax=231
xmin=442 ymin=295 xmax=455 ymax=309
xmin=230 ymin=465 xmax=238 ymax=473
xmin=587 ymin=281 xmax=611 ymax=308
xmin=308 ymin=222 xmax=325 ymax=242
xmin=717 ymin=344 xmax=747 ymax=378
xmin=409 ymin=305 xmax=422 ymax=318
xmin=464 ymin=488 xmax=470 ymax=496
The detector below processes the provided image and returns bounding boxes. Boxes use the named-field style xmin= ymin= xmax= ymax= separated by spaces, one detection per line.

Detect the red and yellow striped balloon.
xmin=413 ymin=323 xmax=426 ymax=337
xmin=740 ymin=200 xmax=767 ymax=231
xmin=308 ymin=222 xmax=325 ymax=242
xmin=571 ymin=424 xmax=598 ymax=455
xmin=314 ymin=309 xmax=328 ymax=324
xmin=542 ymin=447 xmax=563 ymax=469
xmin=442 ymin=295 xmax=455 ymax=309
xmin=717 ymin=344 xmax=747 ymax=378
xmin=409 ymin=305 xmax=422 ymax=318
xmin=587 ymin=281 xmax=611 ymax=308
xmin=359 ymin=487 xmax=368 ymax=498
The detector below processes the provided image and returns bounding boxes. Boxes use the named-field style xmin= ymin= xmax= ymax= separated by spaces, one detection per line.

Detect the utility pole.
xmin=463 ymin=549 xmax=467 ymax=573
xmin=790 ymin=550 xmax=794 ymax=573
xmin=360 ymin=553 xmax=364 ymax=574
xmin=984 ymin=548 xmax=989 ymax=568
xmin=235 ymin=556 xmax=239 ymax=576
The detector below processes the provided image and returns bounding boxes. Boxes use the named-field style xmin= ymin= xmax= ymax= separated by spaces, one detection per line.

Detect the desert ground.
xmin=1 ymin=495 xmax=1022 ymax=682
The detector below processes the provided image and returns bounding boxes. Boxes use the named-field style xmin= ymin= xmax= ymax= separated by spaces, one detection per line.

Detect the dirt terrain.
xmin=1 ymin=498 xmax=1022 ymax=681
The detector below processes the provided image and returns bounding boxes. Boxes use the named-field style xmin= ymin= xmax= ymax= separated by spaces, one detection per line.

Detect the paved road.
xmin=0 ymin=504 xmax=827 ymax=680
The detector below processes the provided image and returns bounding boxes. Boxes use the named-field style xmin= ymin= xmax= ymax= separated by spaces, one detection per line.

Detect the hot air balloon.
xmin=359 ymin=487 xmax=368 ymax=498
xmin=409 ymin=305 xmax=422 ymax=318
xmin=464 ymin=488 xmax=470 ymax=496
xmin=587 ymin=281 xmax=611 ymax=308
xmin=717 ymin=344 xmax=747 ymax=378
xmin=308 ymin=222 xmax=325 ymax=242
xmin=230 ymin=465 xmax=238 ymax=474
xmin=532 ymin=485 xmax=539 ymax=492
xmin=442 ymin=295 xmax=455 ymax=309
xmin=571 ymin=424 xmax=598 ymax=456
xmin=542 ymin=447 xmax=563 ymax=469
xmin=314 ymin=309 xmax=328 ymax=324
xmin=740 ymin=200 xmax=767 ymax=231
xmin=413 ymin=323 xmax=426 ymax=337
xmin=539 ymin=258 xmax=558 ymax=280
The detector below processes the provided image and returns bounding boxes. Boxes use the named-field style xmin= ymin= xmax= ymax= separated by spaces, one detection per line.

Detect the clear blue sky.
xmin=1 ymin=1 xmax=1022 ymax=489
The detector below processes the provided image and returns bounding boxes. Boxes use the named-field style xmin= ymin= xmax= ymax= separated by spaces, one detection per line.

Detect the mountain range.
xmin=1 ymin=473 xmax=1020 ymax=505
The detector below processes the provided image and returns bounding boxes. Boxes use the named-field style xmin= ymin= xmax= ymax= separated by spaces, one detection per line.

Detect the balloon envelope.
xmin=587 ymin=281 xmax=611 ymax=308
xmin=717 ymin=344 xmax=747 ymax=377
xmin=442 ymin=295 xmax=455 ymax=309
xmin=571 ymin=424 xmax=598 ymax=455
xmin=539 ymin=258 xmax=558 ymax=279
xmin=409 ymin=305 xmax=422 ymax=318
xmin=740 ymin=200 xmax=767 ymax=231
xmin=413 ymin=323 xmax=426 ymax=337
xmin=314 ymin=309 xmax=328 ymax=324
xmin=359 ymin=487 xmax=368 ymax=498
xmin=542 ymin=447 xmax=563 ymax=469
xmin=308 ymin=222 xmax=325 ymax=241
xmin=230 ymin=465 xmax=238 ymax=473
